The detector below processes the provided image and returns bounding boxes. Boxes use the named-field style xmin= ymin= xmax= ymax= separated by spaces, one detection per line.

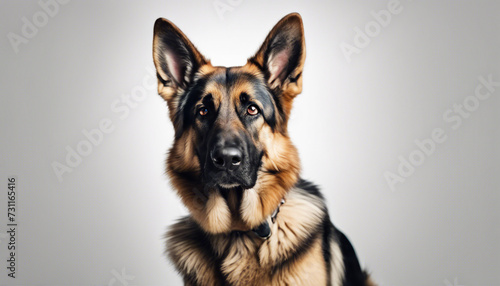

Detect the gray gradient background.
xmin=0 ymin=0 xmax=499 ymax=285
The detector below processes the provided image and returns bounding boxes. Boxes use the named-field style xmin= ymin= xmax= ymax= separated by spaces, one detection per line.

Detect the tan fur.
xmin=330 ymin=242 xmax=345 ymax=286
xmin=166 ymin=219 xmax=221 ymax=285
xmin=365 ymin=276 xmax=378 ymax=286
xmin=258 ymin=187 xmax=325 ymax=266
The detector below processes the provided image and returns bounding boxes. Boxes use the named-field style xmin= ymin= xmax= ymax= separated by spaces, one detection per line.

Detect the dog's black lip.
xmin=218 ymin=185 xmax=244 ymax=194
xmin=213 ymin=179 xmax=255 ymax=191
xmin=218 ymin=181 xmax=255 ymax=190
xmin=201 ymin=166 xmax=255 ymax=188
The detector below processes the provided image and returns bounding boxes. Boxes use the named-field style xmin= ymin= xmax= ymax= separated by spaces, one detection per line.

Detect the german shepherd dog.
xmin=152 ymin=13 xmax=375 ymax=286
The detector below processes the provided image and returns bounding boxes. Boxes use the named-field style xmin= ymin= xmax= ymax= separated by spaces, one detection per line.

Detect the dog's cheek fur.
xmin=167 ymin=128 xmax=199 ymax=172
xmin=204 ymin=190 xmax=232 ymax=233
xmin=240 ymin=125 xmax=300 ymax=228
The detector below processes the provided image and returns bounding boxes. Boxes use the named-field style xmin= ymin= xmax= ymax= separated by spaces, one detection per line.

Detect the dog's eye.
xmin=198 ymin=107 xmax=208 ymax=116
xmin=247 ymin=105 xmax=259 ymax=116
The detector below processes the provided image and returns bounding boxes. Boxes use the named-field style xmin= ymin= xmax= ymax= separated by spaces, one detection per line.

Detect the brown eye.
xmin=199 ymin=107 xmax=208 ymax=116
xmin=247 ymin=105 xmax=259 ymax=116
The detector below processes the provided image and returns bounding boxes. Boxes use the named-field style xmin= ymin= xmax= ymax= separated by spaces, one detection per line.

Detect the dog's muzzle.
xmin=202 ymin=130 xmax=259 ymax=189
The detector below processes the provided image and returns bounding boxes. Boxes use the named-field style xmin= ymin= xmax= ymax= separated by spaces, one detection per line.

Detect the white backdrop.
xmin=0 ymin=1 xmax=499 ymax=285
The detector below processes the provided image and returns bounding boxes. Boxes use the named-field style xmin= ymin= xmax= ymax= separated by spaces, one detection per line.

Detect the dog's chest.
xmin=212 ymin=222 xmax=328 ymax=286
xmin=217 ymin=235 xmax=272 ymax=285
xmin=167 ymin=188 xmax=331 ymax=285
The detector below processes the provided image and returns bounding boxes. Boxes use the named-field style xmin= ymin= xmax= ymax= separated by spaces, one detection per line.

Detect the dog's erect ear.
xmin=153 ymin=18 xmax=207 ymax=102
xmin=249 ymin=13 xmax=306 ymax=97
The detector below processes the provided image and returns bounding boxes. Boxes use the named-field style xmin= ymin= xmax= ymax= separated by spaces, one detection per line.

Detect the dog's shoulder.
xmin=286 ymin=179 xmax=375 ymax=286
xmin=294 ymin=178 xmax=325 ymax=199
xmin=166 ymin=216 xmax=224 ymax=285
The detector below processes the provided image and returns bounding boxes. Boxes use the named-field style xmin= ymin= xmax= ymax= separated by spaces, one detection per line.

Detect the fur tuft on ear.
xmin=249 ymin=13 xmax=306 ymax=95
xmin=153 ymin=18 xmax=207 ymax=101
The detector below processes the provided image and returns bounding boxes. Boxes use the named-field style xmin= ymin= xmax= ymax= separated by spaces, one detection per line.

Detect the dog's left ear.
xmin=249 ymin=13 xmax=306 ymax=98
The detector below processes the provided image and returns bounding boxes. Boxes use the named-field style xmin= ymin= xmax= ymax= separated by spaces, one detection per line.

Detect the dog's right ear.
xmin=153 ymin=18 xmax=207 ymax=103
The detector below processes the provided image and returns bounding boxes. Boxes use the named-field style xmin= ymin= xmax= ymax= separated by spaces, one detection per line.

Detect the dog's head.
xmin=153 ymin=13 xmax=305 ymax=233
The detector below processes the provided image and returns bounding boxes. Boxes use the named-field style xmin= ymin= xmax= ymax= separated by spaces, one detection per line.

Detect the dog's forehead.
xmin=199 ymin=65 xmax=266 ymax=103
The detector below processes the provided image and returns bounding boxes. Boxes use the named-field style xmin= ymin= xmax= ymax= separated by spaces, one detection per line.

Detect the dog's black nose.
xmin=211 ymin=147 xmax=242 ymax=170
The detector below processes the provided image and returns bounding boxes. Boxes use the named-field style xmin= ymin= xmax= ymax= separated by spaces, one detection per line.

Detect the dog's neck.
xmin=220 ymin=187 xmax=285 ymax=238
xmin=220 ymin=187 xmax=248 ymax=231
xmin=251 ymin=199 xmax=285 ymax=239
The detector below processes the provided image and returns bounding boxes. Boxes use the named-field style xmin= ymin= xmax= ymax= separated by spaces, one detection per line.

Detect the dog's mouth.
xmin=218 ymin=182 xmax=241 ymax=189
xmin=203 ymin=170 xmax=256 ymax=190
xmin=219 ymin=172 xmax=252 ymax=189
